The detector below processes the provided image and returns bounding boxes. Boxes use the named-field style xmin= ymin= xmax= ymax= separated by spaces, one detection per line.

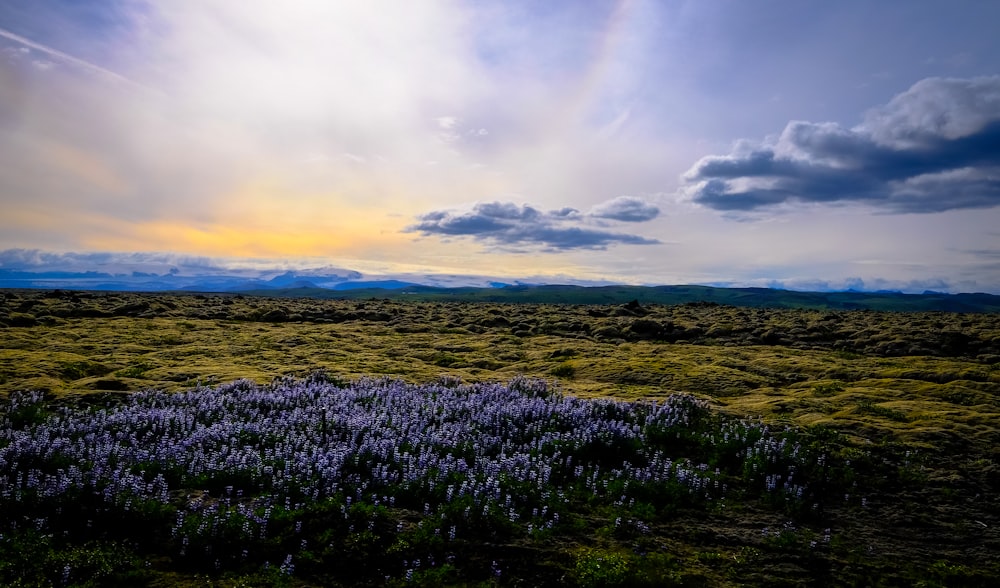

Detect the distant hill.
xmin=234 ymin=283 xmax=1000 ymax=312
xmin=331 ymin=280 xmax=421 ymax=290
xmin=0 ymin=268 xmax=361 ymax=292
xmin=5 ymin=265 xmax=998 ymax=312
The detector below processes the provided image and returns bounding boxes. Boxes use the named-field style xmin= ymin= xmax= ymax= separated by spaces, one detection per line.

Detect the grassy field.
xmin=238 ymin=284 xmax=1000 ymax=312
xmin=2 ymin=289 xmax=999 ymax=586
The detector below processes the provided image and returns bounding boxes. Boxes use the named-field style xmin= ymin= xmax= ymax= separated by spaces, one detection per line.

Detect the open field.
xmin=234 ymin=284 xmax=1000 ymax=313
xmin=2 ymin=289 xmax=1000 ymax=586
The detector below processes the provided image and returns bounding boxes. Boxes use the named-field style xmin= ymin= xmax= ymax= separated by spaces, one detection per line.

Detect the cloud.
xmin=0 ymin=1 xmax=682 ymax=263
xmin=588 ymin=195 xmax=660 ymax=222
xmin=406 ymin=197 xmax=660 ymax=250
xmin=966 ymin=248 xmax=1000 ymax=260
xmin=0 ymin=248 xmax=369 ymax=280
xmin=0 ymin=26 xmax=151 ymax=92
xmin=680 ymin=76 xmax=1000 ymax=214
xmin=0 ymin=248 xmax=234 ymax=274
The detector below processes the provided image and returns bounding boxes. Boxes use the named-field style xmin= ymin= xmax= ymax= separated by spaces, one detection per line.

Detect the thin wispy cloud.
xmin=0 ymin=26 xmax=152 ymax=92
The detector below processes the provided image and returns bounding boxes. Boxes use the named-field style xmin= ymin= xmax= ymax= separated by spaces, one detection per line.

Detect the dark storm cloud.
xmin=681 ymin=76 xmax=1000 ymax=213
xmin=407 ymin=198 xmax=660 ymax=250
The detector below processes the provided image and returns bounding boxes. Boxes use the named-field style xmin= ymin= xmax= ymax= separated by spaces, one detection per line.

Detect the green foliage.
xmin=115 ymin=361 xmax=153 ymax=378
xmin=59 ymin=360 xmax=111 ymax=380
xmin=8 ymin=312 xmax=39 ymax=327
xmin=0 ymin=530 xmax=144 ymax=587
xmin=856 ymin=399 xmax=909 ymax=422
xmin=573 ymin=548 xmax=631 ymax=587
xmin=812 ymin=380 xmax=845 ymax=395
xmin=409 ymin=563 xmax=460 ymax=586
xmin=550 ymin=362 xmax=576 ymax=378
xmin=761 ymin=523 xmax=813 ymax=551
xmin=2 ymin=390 xmax=51 ymax=428
xmin=431 ymin=352 xmax=463 ymax=367
xmin=572 ymin=548 xmax=681 ymax=588
xmin=905 ymin=559 xmax=1000 ymax=588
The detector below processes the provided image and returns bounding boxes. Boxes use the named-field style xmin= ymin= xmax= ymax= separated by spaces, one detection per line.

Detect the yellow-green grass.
xmin=3 ymin=291 xmax=1000 ymax=586
xmin=3 ymin=314 xmax=998 ymax=456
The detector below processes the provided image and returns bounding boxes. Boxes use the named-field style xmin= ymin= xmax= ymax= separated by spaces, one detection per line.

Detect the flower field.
xmin=1 ymin=290 xmax=999 ymax=586
xmin=4 ymin=375 xmax=842 ymax=586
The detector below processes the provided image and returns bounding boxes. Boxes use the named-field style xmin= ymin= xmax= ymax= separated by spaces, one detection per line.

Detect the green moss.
xmin=3 ymin=295 xmax=998 ymax=457
xmin=550 ymin=362 xmax=576 ymax=378
xmin=3 ymin=289 xmax=1000 ymax=585
xmin=856 ymin=399 xmax=909 ymax=422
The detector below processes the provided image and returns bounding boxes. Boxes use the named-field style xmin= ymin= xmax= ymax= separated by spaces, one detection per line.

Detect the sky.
xmin=1 ymin=0 xmax=999 ymax=293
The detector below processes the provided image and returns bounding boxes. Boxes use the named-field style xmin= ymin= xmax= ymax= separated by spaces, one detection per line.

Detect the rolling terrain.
xmin=240 ymin=283 xmax=1000 ymax=313
xmin=1 ymin=288 xmax=999 ymax=586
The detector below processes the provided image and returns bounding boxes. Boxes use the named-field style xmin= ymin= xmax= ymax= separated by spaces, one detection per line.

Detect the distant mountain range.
xmin=0 ymin=268 xmax=366 ymax=292
xmin=0 ymin=266 xmax=541 ymax=293
xmin=3 ymin=268 xmax=999 ymax=312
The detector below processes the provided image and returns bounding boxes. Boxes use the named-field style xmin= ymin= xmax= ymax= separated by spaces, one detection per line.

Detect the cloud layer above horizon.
xmin=408 ymin=196 xmax=660 ymax=250
xmin=681 ymin=76 xmax=1000 ymax=213
xmin=1 ymin=1 xmax=1000 ymax=292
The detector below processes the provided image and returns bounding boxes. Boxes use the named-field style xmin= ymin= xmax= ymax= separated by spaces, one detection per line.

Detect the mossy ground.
xmin=2 ymin=289 xmax=999 ymax=586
